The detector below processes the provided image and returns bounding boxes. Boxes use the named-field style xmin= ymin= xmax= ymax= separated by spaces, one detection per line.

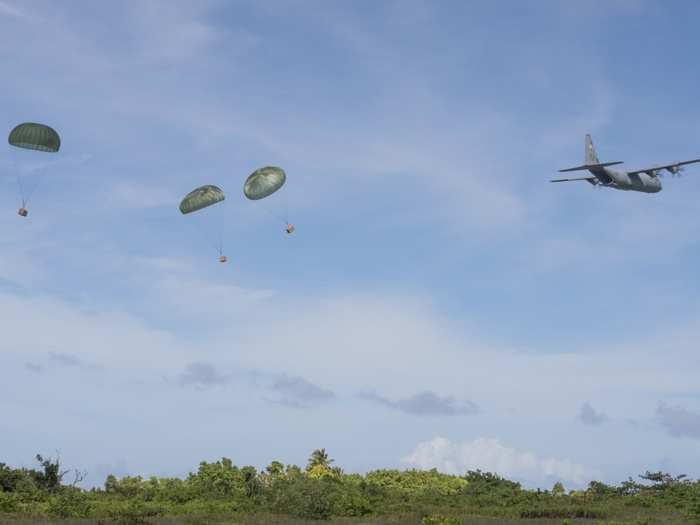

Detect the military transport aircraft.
xmin=550 ymin=135 xmax=700 ymax=193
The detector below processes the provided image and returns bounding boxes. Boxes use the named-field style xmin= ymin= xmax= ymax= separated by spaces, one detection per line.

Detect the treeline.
xmin=1 ymin=449 xmax=699 ymax=523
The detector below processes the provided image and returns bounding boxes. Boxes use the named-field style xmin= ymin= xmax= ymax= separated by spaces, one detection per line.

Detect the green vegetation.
xmin=0 ymin=452 xmax=696 ymax=525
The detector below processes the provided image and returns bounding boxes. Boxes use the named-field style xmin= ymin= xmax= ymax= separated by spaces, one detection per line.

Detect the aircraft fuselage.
xmin=589 ymin=167 xmax=662 ymax=193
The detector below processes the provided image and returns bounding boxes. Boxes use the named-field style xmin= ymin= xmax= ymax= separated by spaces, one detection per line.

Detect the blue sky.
xmin=1 ymin=0 xmax=700 ymax=489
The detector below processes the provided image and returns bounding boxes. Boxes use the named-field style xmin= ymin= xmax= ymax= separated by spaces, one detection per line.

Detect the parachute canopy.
xmin=244 ymin=166 xmax=286 ymax=200
xmin=179 ymin=185 xmax=225 ymax=214
xmin=8 ymin=123 xmax=61 ymax=153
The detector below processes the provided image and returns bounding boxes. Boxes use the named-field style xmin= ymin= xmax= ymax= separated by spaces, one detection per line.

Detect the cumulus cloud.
xmin=266 ymin=374 xmax=334 ymax=409
xmin=24 ymin=363 xmax=43 ymax=373
xmin=49 ymin=352 xmax=80 ymax=367
xmin=177 ymin=362 xmax=231 ymax=388
xmin=173 ymin=362 xmax=333 ymax=409
xmin=657 ymin=402 xmax=700 ymax=440
xmin=49 ymin=352 xmax=86 ymax=368
xmin=362 ymin=390 xmax=478 ymax=416
xmin=401 ymin=436 xmax=598 ymax=487
xmin=579 ymin=402 xmax=607 ymax=426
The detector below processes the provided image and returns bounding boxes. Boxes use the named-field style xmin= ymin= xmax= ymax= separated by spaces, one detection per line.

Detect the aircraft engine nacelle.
xmin=638 ymin=171 xmax=662 ymax=191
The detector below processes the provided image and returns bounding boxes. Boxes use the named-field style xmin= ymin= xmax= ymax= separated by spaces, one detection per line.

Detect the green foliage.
xmin=552 ymin=482 xmax=565 ymax=496
xmin=1 ymin=452 xmax=699 ymax=524
xmin=365 ymin=468 xmax=468 ymax=498
xmin=285 ymin=464 xmax=302 ymax=478
xmin=0 ymin=491 xmax=21 ymax=513
xmin=34 ymin=454 xmax=65 ymax=493
xmin=267 ymin=475 xmax=339 ymax=520
xmin=241 ymin=466 xmax=262 ymax=499
xmin=47 ymin=488 xmax=93 ymax=518
xmin=265 ymin=461 xmax=284 ymax=478
xmin=595 ymin=518 xmax=651 ymax=525
xmin=306 ymin=449 xmax=334 ymax=472
xmin=519 ymin=506 xmax=606 ymax=519
xmin=106 ymin=500 xmax=164 ymax=525
xmin=0 ymin=463 xmax=39 ymax=493
xmin=588 ymin=480 xmax=617 ymax=497
xmin=105 ymin=476 xmax=148 ymax=499
xmin=186 ymin=458 xmax=248 ymax=505
xmin=421 ymin=514 xmax=461 ymax=525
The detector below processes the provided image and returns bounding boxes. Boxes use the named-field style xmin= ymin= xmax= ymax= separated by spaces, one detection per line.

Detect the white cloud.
xmin=233 ymin=291 xmax=700 ymax=415
xmin=1 ymin=266 xmax=700 ymax=482
xmin=657 ymin=402 xmax=700 ymax=440
xmin=579 ymin=402 xmax=607 ymax=427
xmin=361 ymin=390 xmax=478 ymax=417
xmin=0 ymin=291 xmax=185 ymax=373
xmin=0 ymin=1 xmax=24 ymax=18
xmin=108 ymin=183 xmax=180 ymax=210
xmin=152 ymin=275 xmax=276 ymax=324
xmin=401 ymin=436 xmax=599 ymax=487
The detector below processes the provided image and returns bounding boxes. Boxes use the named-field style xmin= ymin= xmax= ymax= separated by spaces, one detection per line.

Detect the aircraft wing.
xmin=627 ymin=158 xmax=700 ymax=176
xmin=550 ymin=176 xmax=597 ymax=184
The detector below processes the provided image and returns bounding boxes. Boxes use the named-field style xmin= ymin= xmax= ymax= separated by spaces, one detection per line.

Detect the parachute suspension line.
xmin=243 ymin=165 xmax=289 ymax=233
xmin=256 ymin=199 xmax=289 ymax=231
xmin=13 ymin=158 xmax=25 ymax=207
xmin=257 ymin=197 xmax=292 ymax=234
xmin=15 ymin=172 xmax=25 ymax=208
xmin=22 ymin=164 xmax=48 ymax=208
xmin=215 ymin=231 xmax=222 ymax=256
xmin=179 ymin=184 xmax=227 ymax=262
xmin=281 ymin=188 xmax=294 ymax=234
xmin=187 ymin=217 xmax=224 ymax=257
xmin=8 ymin=123 xmax=61 ymax=213
xmin=212 ymin=195 xmax=225 ymax=260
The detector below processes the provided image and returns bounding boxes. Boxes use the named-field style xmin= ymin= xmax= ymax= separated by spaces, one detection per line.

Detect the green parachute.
xmin=179 ymin=185 xmax=227 ymax=263
xmin=9 ymin=123 xmax=61 ymax=153
xmin=244 ymin=166 xmax=294 ymax=234
xmin=244 ymin=166 xmax=286 ymax=200
xmin=8 ymin=122 xmax=61 ymax=217
xmin=179 ymin=185 xmax=225 ymax=214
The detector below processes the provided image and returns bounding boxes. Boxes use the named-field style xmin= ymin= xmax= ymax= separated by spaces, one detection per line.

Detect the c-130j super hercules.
xmin=551 ymin=135 xmax=700 ymax=193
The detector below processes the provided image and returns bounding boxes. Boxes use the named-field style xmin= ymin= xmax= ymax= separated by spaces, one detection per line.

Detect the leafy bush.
xmin=107 ymin=500 xmax=165 ymax=525
xmin=47 ymin=488 xmax=93 ymax=518
xmin=1 ymin=451 xmax=699 ymax=523
xmin=0 ymin=491 xmax=20 ymax=513
xmin=268 ymin=476 xmax=339 ymax=520
xmin=421 ymin=514 xmax=461 ymax=525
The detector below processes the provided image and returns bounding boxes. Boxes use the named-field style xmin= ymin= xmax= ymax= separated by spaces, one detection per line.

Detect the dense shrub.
xmin=47 ymin=488 xmax=94 ymax=518
xmin=0 ymin=492 xmax=20 ymax=513
xmin=1 ymin=450 xmax=699 ymax=523
xmin=421 ymin=514 xmax=461 ymax=525
xmin=267 ymin=475 xmax=340 ymax=520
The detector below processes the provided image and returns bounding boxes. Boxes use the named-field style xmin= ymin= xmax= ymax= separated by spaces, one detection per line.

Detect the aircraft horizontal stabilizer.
xmin=550 ymin=176 xmax=597 ymax=184
xmin=558 ymin=161 xmax=623 ymax=173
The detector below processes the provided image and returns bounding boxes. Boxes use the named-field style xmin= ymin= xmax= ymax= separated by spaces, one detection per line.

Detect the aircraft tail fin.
xmin=585 ymin=134 xmax=599 ymax=164
xmin=558 ymin=135 xmax=623 ymax=172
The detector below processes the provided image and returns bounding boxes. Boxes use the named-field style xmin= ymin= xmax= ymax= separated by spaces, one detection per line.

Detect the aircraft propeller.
xmin=667 ymin=165 xmax=684 ymax=177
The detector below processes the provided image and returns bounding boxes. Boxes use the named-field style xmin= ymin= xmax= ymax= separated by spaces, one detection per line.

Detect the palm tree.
xmin=306 ymin=448 xmax=334 ymax=472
